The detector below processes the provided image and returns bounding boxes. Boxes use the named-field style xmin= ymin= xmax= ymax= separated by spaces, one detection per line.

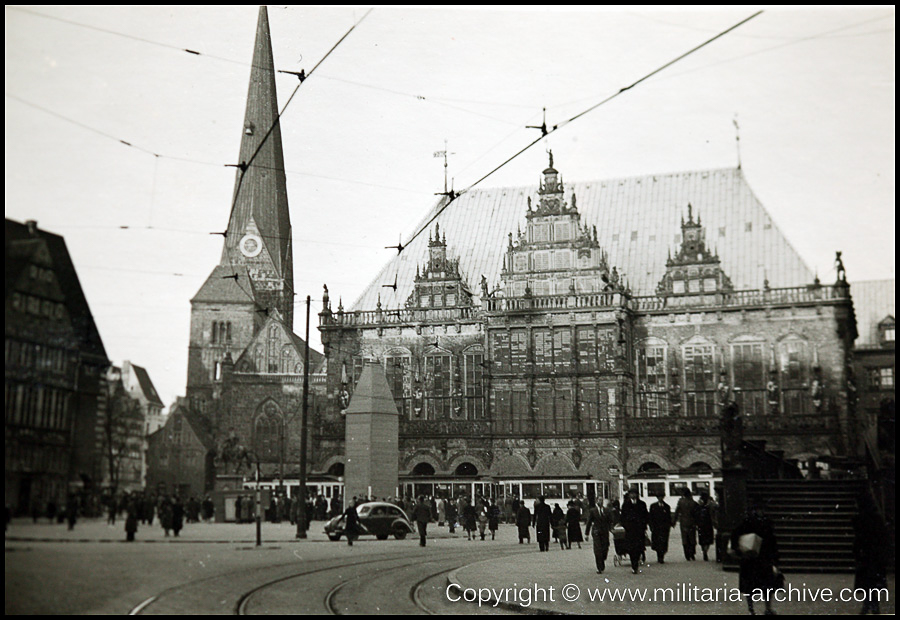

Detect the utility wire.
xmin=397 ymin=10 xmax=763 ymax=255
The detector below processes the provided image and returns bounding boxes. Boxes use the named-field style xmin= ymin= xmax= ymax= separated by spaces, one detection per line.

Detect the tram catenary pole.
xmin=296 ymin=295 xmax=311 ymax=539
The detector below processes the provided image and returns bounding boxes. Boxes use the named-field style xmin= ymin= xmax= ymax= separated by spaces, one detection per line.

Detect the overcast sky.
xmin=5 ymin=6 xmax=895 ymax=410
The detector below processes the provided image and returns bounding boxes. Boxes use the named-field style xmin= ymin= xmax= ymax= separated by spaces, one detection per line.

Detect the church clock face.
xmin=239 ymin=234 xmax=263 ymax=258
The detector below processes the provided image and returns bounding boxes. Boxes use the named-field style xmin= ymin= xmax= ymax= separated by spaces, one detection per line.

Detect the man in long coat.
xmin=584 ymin=500 xmax=614 ymax=573
xmin=516 ymin=502 xmax=532 ymax=544
xmin=673 ymin=488 xmax=698 ymax=560
xmin=620 ymin=488 xmax=649 ymax=573
xmin=533 ymin=497 xmax=552 ymax=552
xmin=648 ymin=493 xmax=673 ymax=564
xmin=414 ymin=496 xmax=431 ymax=547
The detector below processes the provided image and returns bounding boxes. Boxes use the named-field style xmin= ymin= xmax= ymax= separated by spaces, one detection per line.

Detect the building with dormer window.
xmin=319 ymin=153 xmax=862 ymax=503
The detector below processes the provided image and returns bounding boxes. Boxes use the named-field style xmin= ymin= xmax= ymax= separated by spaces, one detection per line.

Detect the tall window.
xmin=554 ymin=387 xmax=572 ymax=433
xmin=684 ymin=344 xmax=715 ymax=416
xmin=576 ymin=327 xmax=597 ymax=372
xmin=254 ymin=404 xmax=283 ymax=461
xmin=492 ymin=389 xmax=511 ymax=433
xmin=491 ymin=331 xmax=510 ymax=373
xmin=597 ymin=327 xmax=616 ymax=371
xmin=425 ymin=351 xmax=452 ymax=419
xmin=385 ymin=353 xmax=411 ymax=417
xmin=732 ymin=342 xmax=765 ymax=416
xmin=267 ymin=326 xmax=279 ymax=373
xmin=535 ymin=388 xmax=553 ymax=433
xmin=533 ymin=328 xmax=552 ymax=370
xmin=510 ymin=329 xmax=527 ymax=373
xmin=552 ymin=329 xmax=572 ymax=371
xmin=780 ymin=339 xmax=807 ymax=415
xmin=464 ymin=347 xmax=484 ymax=419
xmin=637 ymin=344 xmax=667 ymax=417
xmin=511 ymin=390 xmax=529 ymax=433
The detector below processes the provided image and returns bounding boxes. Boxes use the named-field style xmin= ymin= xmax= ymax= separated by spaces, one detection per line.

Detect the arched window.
xmin=731 ymin=338 xmax=766 ymax=416
xmin=689 ymin=461 xmax=712 ymax=471
xmin=455 ymin=462 xmax=478 ymax=476
xmin=327 ymin=462 xmax=345 ymax=477
xmin=411 ymin=462 xmax=435 ymax=476
xmin=638 ymin=462 xmax=664 ymax=473
xmin=254 ymin=403 xmax=283 ymax=461
xmin=281 ymin=346 xmax=293 ymax=374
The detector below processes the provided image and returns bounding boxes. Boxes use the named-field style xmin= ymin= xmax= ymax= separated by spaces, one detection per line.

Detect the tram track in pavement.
xmin=130 ymin=544 xmax=528 ymax=615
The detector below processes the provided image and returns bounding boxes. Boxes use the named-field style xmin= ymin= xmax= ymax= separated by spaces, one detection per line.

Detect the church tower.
xmin=187 ymin=6 xmax=293 ymax=402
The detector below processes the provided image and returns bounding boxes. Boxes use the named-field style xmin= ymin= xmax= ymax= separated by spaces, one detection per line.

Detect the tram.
xmin=400 ymin=477 xmax=609 ymax=512
xmin=618 ymin=469 xmax=722 ymax=511
xmin=242 ymin=475 xmax=344 ymax=502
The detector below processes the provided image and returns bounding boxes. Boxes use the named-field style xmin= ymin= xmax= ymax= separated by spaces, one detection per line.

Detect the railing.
xmin=399 ymin=417 xmax=491 ymax=436
xmin=623 ymin=412 xmax=839 ymax=434
xmin=322 ymin=284 xmax=850 ymax=327
xmin=485 ymin=291 xmax=625 ymax=312
xmin=632 ymin=283 xmax=850 ymax=312
xmin=320 ymin=305 xmax=478 ymax=327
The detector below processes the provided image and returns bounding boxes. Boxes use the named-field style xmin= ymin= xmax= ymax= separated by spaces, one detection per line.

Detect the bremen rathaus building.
xmin=318 ymin=155 xmax=859 ymax=500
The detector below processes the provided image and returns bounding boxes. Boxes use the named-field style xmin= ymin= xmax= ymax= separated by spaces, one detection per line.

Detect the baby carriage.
xmin=612 ymin=524 xmax=628 ymax=566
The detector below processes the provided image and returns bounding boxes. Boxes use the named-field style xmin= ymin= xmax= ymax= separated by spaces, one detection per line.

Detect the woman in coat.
xmin=125 ymin=500 xmax=139 ymax=542
xmin=462 ymin=499 xmax=477 ymax=541
xmin=159 ymin=498 xmax=174 ymax=536
xmin=566 ymin=501 xmax=584 ymax=549
xmin=171 ymin=497 xmax=185 ymax=537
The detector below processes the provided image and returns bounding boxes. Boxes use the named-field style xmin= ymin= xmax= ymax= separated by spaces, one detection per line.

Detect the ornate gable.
xmin=657 ymin=204 xmax=733 ymax=301
xmin=405 ymin=223 xmax=473 ymax=309
xmin=233 ymin=315 xmax=305 ymax=375
xmin=497 ymin=152 xmax=623 ymax=298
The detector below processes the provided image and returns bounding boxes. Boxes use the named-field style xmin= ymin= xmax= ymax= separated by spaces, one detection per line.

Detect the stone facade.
xmin=318 ymin=158 xmax=859 ymax=496
xmin=5 ymin=219 xmax=110 ymax=514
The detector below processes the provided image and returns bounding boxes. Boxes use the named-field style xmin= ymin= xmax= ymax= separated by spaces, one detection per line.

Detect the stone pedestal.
xmin=344 ymin=363 xmax=399 ymax=507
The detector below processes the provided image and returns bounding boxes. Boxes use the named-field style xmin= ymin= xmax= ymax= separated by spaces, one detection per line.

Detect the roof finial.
xmin=548 ymin=149 xmax=554 ymax=169
xmin=733 ymin=113 xmax=742 ymax=170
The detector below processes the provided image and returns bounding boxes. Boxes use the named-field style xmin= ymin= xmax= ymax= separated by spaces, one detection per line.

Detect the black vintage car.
xmin=324 ymin=502 xmax=414 ymax=541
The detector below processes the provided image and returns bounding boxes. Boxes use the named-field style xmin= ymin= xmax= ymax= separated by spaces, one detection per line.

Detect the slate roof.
xmin=129 ymin=362 xmax=165 ymax=408
xmin=351 ymin=167 xmax=814 ymax=311
xmin=191 ymin=264 xmax=258 ymax=305
xmin=6 ymin=218 xmax=108 ymax=361
xmin=851 ymin=279 xmax=895 ymax=347
xmin=221 ymin=6 xmax=291 ymax=278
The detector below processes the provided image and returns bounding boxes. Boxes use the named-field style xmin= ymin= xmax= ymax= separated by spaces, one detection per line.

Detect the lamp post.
xmin=296 ymin=295 xmax=311 ymax=539
xmin=243 ymin=449 xmax=262 ymax=547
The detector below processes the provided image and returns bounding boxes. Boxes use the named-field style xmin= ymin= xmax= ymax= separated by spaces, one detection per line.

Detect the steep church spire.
xmin=219 ymin=6 xmax=293 ymax=328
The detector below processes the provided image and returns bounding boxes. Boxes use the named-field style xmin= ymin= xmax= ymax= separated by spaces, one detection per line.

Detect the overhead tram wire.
xmin=394 ymin=10 xmax=763 ymax=255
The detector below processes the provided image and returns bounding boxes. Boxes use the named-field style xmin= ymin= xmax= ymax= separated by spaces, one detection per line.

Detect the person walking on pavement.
xmin=673 ymin=488 xmax=698 ymax=560
xmin=533 ymin=496 xmax=552 ymax=551
xmin=648 ymin=493 xmax=673 ymax=564
xmin=566 ymin=500 xmax=584 ymax=550
xmin=621 ymin=487 xmax=649 ymax=574
xmin=414 ymin=495 xmax=431 ymax=547
xmin=488 ymin=499 xmax=500 ymax=540
xmin=125 ymin=499 xmax=139 ymax=542
xmin=551 ymin=504 xmax=566 ymax=548
xmin=172 ymin=496 xmax=184 ymax=537
xmin=585 ymin=499 xmax=614 ymax=573
xmin=437 ymin=497 xmax=446 ymax=527
xmin=731 ymin=499 xmax=779 ymax=615
xmin=344 ymin=499 xmax=360 ymax=546
xmin=160 ymin=497 xmax=173 ymax=536
xmin=462 ymin=498 xmax=477 ymax=541
xmin=693 ymin=492 xmax=715 ymax=561
xmin=516 ymin=502 xmax=532 ymax=544
xmin=477 ymin=501 xmax=490 ymax=541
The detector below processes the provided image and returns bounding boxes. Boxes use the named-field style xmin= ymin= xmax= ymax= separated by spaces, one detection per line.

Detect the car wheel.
xmin=328 ymin=534 xmax=341 ymax=541
xmin=393 ymin=528 xmax=407 ymax=540
xmin=376 ymin=534 xmax=388 ymax=540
